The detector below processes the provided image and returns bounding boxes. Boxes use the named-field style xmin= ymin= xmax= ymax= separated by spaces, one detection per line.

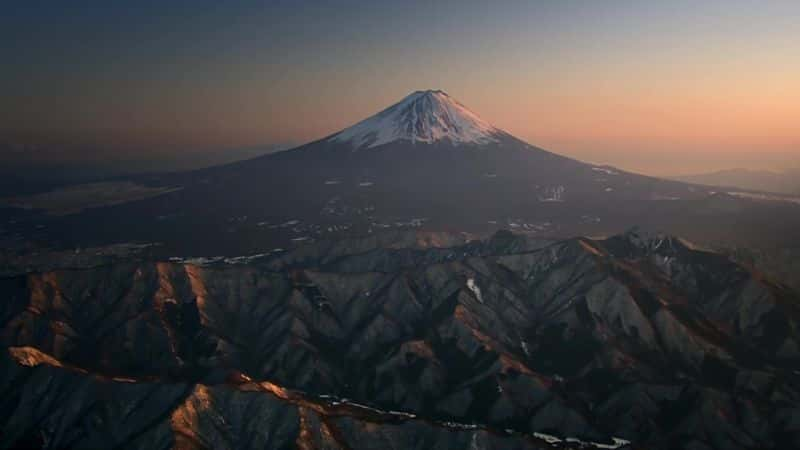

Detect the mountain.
xmin=3 ymin=229 xmax=800 ymax=449
xmin=3 ymin=90 xmax=800 ymax=256
xmin=329 ymin=90 xmax=504 ymax=148
xmin=4 ymin=91 xmax=800 ymax=450
xmin=670 ymin=168 xmax=800 ymax=196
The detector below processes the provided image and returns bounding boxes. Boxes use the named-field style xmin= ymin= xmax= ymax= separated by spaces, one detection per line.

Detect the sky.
xmin=1 ymin=0 xmax=799 ymax=176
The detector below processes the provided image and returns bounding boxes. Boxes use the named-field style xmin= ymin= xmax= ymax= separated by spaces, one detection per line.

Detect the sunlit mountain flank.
xmin=2 ymin=2 xmax=799 ymax=449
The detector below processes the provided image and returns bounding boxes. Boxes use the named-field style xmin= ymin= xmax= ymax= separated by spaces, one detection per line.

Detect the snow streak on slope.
xmin=330 ymin=90 xmax=502 ymax=149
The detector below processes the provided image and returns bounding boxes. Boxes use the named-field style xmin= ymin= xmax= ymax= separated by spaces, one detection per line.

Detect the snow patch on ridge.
xmin=330 ymin=90 xmax=502 ymax=149
xmin=466 ymin=278 xmax=484 ymax=303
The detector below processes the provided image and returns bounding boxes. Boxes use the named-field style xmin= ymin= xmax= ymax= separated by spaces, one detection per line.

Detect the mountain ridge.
xmin=3 ymin=229 xmax=800 ymax=449
xmin=670 ymin=167 xmax=800 ymax=195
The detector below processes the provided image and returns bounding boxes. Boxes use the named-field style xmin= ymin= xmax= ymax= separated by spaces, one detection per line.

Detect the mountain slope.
xmin=3 ymin=230 xmax=800 ymax=449
xmin=2 ymin=346 xmax=564 ymax=450
xmin=330 ymin=90 xmax=504 ymax=148
xmin=4 ymin=90 xmax=800 ymax=256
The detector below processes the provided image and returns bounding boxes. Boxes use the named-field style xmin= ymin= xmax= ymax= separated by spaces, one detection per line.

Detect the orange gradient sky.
xmin=1 ymin=1 xmax=798 ymax=175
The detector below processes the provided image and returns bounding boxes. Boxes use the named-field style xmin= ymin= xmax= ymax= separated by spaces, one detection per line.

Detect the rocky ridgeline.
xmin=2 ymin=229 xmax=800 ymax=449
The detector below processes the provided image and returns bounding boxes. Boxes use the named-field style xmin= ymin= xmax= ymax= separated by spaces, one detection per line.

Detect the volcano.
xmin=4 ymin=92 xmax=800 ymax=450
xmin=21 ymin=89 xmax=800 ymax=255
xmin=329 ymin=90 xmax=504 ymax=148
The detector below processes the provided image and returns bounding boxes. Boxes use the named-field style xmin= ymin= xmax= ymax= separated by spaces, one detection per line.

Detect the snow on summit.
xmin=330 ymin=90 xmax=502 ymax=149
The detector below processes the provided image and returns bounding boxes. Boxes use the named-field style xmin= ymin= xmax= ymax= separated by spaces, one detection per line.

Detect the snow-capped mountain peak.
xmin=330 ymin=90 xmax=503 ymax=149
